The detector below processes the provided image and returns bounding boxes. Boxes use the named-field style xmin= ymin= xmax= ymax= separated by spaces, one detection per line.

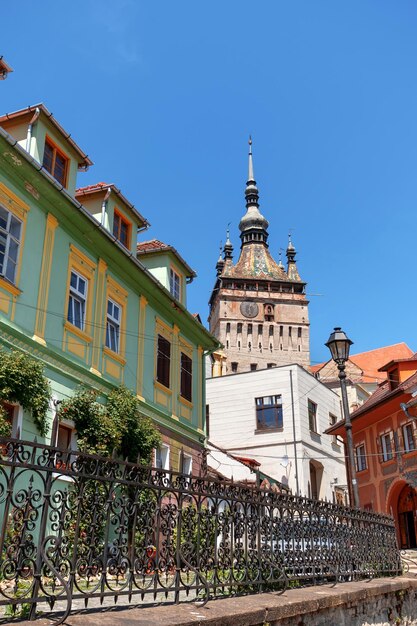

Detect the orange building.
xmin=328 ymin=353 xmax=417 ymax=549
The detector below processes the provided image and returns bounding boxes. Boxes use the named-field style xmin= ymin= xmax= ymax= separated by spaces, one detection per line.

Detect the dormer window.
xmin=169 ymin=268 xmax=181 ymax=300
xmin=113 ymin=210 xmax=131 ymax=248
xmin=390 ymin=368 xmax=399 ymax=390
xmin=42 ymin=137 xmax=68 ymax=187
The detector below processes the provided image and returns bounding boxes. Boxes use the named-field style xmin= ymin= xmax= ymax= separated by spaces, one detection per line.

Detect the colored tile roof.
xmin=0 ymin=57 xmax=13 ymax=79
xmin=350 ymin=370 xmax=417 ymax=419
xmin=137 ymin=239 xmax=196 ymax=278
xmin=312 ymin=343 xmax=414 ymax=383
xmin=0 ymin=103 xmax=93 ymax=168
xmin=76 ymin=182 xmax=149 ymax=228
xmin=222 ymin=243 xmax=291 ymax=281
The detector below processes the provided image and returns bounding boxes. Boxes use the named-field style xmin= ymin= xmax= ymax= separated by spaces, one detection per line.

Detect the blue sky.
xmin=2 ymin=1 xmax=417 ymax=364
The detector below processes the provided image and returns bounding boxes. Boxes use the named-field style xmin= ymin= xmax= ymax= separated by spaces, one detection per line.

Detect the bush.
xmin=0 ymin=349 xmax=51 ymax=436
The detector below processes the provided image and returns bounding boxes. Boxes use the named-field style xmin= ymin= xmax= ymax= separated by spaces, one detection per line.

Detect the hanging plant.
xmin=0 ymin=404 xmax=12 ymax=438
xmin=0 ymin=349 xmax=51 ymax=437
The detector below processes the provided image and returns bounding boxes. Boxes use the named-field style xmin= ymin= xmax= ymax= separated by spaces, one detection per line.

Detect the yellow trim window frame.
xmin=155 ymin=319 xmax=173 ymax=391
xmin=64 ymin=245 xmax=96 ymax=339
xmin=0 ymin=183 xmax=29 ymax=295
xmin=179 ymin=337 xmax=193 ymax=404
xmin=104 ymin=276 xmax=128 ymax=360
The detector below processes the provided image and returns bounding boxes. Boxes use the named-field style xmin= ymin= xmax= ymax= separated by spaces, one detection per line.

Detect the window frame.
xmin=67 ymin=269 xmax=87 ymax=331
xmin=255 ymin=395 xmax=283 ymax=431
xmin=356 ymin=443 xmax=367 ymax=472
xmin=42 ymin=136 xmax=69 ymax=187
xmin=0 ymin=204 xmax=22 ymax=286
xmin=156 ymin=333 xmax=171 ymax=389
xmin=155 ymin=443 xmax=170 ymax=471
xmin=380 ymin=432 xmax=394 ymax=462
xmin=180 ymin=350 xmax=193 ymax=402
xmin=106 ymin=298 xmax=121 ymax=354
xmin=169 ymin=267 xmax=181 ymax=301
xmin=308 ymin=399 xmax=318 ymax=433
xmin=64 ymin=245 xmax=96 ymax=346
xmin=112 ymin=209 xmax=132 ymax=249
xmin=403 ymin=423 xmax=415 ymax=454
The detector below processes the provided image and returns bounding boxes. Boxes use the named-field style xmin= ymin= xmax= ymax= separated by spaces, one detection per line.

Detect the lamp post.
xmin=325 ymin=327 xmax=360 ymax=508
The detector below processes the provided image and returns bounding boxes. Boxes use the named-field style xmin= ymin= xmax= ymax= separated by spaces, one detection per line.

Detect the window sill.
xmin=381 ymin=457 xmax=396 ymax=465
xmin=0 ymin=275 xmax=21 ymax=297
xmin=179 ymin=395 xmax=193 ymax=409
xmin=154 ymin=380 xmax=172 ymax=395
xmin=103 ymin=346 xmax=126 ymax=365
xmin=255 ymin=427 xmax=283 ymax=434
xmin=64 ymin=320 xmax=92 ymax=343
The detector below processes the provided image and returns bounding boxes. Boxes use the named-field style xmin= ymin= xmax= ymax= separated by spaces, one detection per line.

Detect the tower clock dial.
xmin=240 ymin=301 xmax=259 ymax=318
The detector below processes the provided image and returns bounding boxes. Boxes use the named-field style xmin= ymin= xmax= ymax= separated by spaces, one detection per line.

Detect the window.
xmin=308 ymin=399 xmax=318 ymax=433
xmin=390 ymin=368 xmax=399 ymax=390
xmin=267 ymin=363 xmax=276 ymax=369
xmin=113 ymin=210 xmax=131 ymax=248
xmin=380 ymin=433 xmax=393 ymax=462
xmin=279 ymin=326 xmax=283 ymax=337
xmin=155 ymin=444 xmax=170 ymax=470
xmin=256 ymin=395 xmax=283 ymax=430
xmin=156 ymin=334 xmax=171 ymax=388
xmin=42 ymin=138 xmax=68 ymax=186
xmin=180 ymin=352 xmax=192 ymax=402
xmin=237 ymin=323 xmax=242 ymax=334
xmin=247 ymin=323 xmax=253 ymax=335
xmin=269 ymin=325 xmax=274 ymax=336
xmin=169 ymin=268 xmax=181 ymax=300
xmin=258 ymin=324 xmax=263 ymax=335
xmin=250 ymin=363 xmax=257 ymax=371
xmin=0 ymin=205 xmax=22 ymax=285
xmin=356 ymin=444 xmax=367 ymax=471
xmin=106 ymin=299 xmax=121 ymax=353
xmin=181 ymin=453 xmax=192 ymax=475
xmin=329 ymin=413 xmax=341 ymax=445
xmin=403 ymin=423 xmax=415 ymax=453
xmin=226 ymin=322 xmax=231 ymax=333
xmin=67 ymin=270 xmax=87 ymax=330
xmin=231 ymin=362 xmax=238 ymax=373
xmin=298 ymin=327 xmax=302 ymax=338
xmin=264 ymin=304 xmax=274 ymax=321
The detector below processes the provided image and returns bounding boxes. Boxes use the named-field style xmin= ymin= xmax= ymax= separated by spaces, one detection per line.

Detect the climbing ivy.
xmin=0 ymin=349 xmax=51 ymax=436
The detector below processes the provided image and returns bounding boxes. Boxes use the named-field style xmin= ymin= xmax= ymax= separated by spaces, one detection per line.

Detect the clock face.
xmin=240 ymin=301 xmax=259 ymax=318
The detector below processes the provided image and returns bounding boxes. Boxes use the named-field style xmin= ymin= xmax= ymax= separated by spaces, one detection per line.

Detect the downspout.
xmin=25 ymin=107 xmax=40 ymax=154
xmin=289 ymin=368 xmax=300 ymax=496
xmin=101 ymin=188 xmax=111 ymax=227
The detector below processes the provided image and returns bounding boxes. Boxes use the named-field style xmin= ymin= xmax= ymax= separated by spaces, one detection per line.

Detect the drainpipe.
xmin=101 ymin=188 xmax=111 ymax=227
xmin=289 ymin=368 xmax=300 ymax=496
xmin=25 ymin=107 xmax=40 ymax=154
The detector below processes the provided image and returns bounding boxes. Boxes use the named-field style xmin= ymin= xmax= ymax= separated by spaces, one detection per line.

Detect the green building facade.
xmin=0 ymin=103 xmax=219 ymax=473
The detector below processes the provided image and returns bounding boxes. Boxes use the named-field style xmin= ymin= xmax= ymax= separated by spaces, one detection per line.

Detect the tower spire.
xmin=248 ymin=135 xmax=255 ymax=182
xmin=286 ymin=234 xmax=302 ymax=281
xmin=239 ymin=136 xmax=268 ymax=246
xmin=216 ymin=241 xmax=225 ymax=276
xmin=223 ymin=227 xmax=234 ymax=261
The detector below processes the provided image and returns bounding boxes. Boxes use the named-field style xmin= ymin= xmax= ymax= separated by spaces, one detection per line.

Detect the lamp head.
xmin=325 ymin=327 xmax=353 ymax=366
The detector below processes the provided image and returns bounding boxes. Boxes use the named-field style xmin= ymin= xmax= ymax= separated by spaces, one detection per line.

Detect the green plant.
xmin=59 ymin=385 xmax=161 ymax=462
xmin=0 ymin=404 xmax=12 ymax=437
xmin=0 ymin=349 xmax=51 ymax=436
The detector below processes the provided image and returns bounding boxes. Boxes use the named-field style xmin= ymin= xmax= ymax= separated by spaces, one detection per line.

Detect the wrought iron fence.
xmin=0 ymin=436 xmax=401 ymax=624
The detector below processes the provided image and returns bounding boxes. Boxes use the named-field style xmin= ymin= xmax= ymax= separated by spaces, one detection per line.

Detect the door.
xmin=397 ymin=485 xmax=417 ymax=549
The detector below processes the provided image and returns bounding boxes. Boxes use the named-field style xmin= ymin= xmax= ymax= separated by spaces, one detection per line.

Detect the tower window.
xmin=264 ymin=304 xmax=274 ymax=321
xmin=237 ymin=323 xmax=242 ymax=334
xmin=267 ymin=363 xmax=276 ymax=369
xmin=250 ymin=364 xmax=257 ymax=371
xmin=226 ymin=322 xmax=231 ymax=333
xmin=298 ymin=327 xmax=302 ymax=338
xmin=289 ymin=327 xmax=292 ymax=338
xmin=247 ymin=323 xmax=253 ymax=334
xmin=231 ymin=362 xmax=238 ymax=373
xmin=279 ymin=326 xmax=283 ymax=337
xmin=269 ymin=325 xmax=274 ymax=336
xmin=258 ymin=324 xmax=263 ymax=335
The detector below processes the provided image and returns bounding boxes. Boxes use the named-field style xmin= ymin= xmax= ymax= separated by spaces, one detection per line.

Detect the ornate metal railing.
xmin=0 ymin=437 xmax=401 ymax=624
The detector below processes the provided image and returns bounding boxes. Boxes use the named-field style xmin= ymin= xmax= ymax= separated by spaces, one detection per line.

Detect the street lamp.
xmin=325 ymin=327 xmax=360 ymax=508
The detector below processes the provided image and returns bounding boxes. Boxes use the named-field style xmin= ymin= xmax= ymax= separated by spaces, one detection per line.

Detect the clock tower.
xmin=208 ymin=139 xmax=310 ymax=374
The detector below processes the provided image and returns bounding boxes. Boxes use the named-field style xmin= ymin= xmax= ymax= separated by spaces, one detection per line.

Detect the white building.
xmin=206 ymin=364 xmax=347 ymax=503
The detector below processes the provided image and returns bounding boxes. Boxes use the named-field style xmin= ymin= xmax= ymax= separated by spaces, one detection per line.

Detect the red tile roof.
xmin=0 ymin=57 xmax=13 ymax=79
xmin=312 ymin=343 xmax=414 ymax=383
xmin=137 ymin=239 xmax=168 ymax=253
xmin=137 ymin=239 xmax=196 ymax=278
xmin=0 ymin=103 xmax=92 ymax=168
xmin=350 ymin=370 xmax=417 ymax=419
xmin=76 ymin=183 xmax=149 ymax=228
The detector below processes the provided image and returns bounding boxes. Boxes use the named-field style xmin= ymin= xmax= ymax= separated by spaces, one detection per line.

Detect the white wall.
xmin=206 ymin=364 xmax=347 ymax=502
